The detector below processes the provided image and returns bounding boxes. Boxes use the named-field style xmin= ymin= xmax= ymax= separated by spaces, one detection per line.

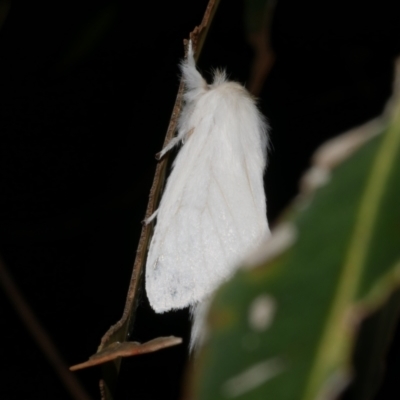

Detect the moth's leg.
xmin=155 ymin=137 xmax=181 ymax=160
xmin=143 ymin=209 xmax=159 ymax=225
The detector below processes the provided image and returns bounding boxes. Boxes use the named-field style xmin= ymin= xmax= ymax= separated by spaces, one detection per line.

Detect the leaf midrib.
xmin=303 ymin=108 xmax=400 ymax=400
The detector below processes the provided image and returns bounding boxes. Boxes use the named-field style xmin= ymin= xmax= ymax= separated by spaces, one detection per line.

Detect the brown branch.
xmin=0 ymin=255 xmax=92 ymax=400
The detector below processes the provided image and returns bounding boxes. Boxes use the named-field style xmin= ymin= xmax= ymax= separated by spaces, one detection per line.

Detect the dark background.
xmin=0 ymin=0 xmax=400 ymax=399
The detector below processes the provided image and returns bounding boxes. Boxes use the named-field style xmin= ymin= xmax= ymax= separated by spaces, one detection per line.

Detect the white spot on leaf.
xmin=221 ymin=357 xmax=285 ymax=398
xmin=248 ymin=294 xmax=276 ymax=331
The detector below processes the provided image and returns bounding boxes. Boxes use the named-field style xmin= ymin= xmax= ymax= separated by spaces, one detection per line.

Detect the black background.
xmin=1 ymin=0 xmax=400 ymax=399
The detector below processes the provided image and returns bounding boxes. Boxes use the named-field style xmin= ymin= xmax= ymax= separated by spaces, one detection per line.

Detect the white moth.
xmin=145 ymin=41 xmax=270 ymax=349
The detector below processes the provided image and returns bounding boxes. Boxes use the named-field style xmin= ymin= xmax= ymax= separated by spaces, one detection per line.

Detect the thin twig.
xmin=0 ymin=255 xmax=92 ymax=400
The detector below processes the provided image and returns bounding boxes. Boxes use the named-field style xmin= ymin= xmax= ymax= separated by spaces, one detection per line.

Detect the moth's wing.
xmin=146 ymin=85 xmax=268 ymax=313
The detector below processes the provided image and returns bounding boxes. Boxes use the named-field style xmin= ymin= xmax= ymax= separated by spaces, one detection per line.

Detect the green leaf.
xmin=191 ymin=99 xmax=400 ymax=399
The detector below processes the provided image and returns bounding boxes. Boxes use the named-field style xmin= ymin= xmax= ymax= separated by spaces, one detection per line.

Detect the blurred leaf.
xmin=244 ymin=0 xmax=271 ymax=34
xmin=0 ymin=0 xmax=11 ymax=30
xmin=191 ymin=87 xmax=400 ymax=399
xmin=245 ymin=0 xmax=276 ymax=95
